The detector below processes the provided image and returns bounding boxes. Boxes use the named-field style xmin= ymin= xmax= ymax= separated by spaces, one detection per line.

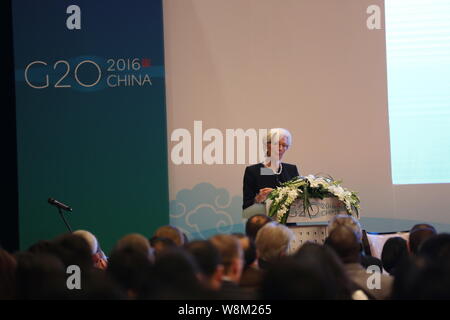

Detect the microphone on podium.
xmin=48 ymin=198 xmax=73 ymax=212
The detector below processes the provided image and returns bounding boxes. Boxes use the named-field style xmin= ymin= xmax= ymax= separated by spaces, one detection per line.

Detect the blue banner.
xmin=12 ymin=0 xmax=169 ymax=252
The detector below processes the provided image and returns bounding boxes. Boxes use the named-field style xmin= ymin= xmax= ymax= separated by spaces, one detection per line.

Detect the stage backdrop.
xmin=164 ymin=0 xmax=450 ymax=239
xmin=12 ymin=0 xmax=169 ymax=252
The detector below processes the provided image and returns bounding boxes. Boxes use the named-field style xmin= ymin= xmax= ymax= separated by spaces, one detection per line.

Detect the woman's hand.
xmin=255 ymin=188 xmax=274 ymax=203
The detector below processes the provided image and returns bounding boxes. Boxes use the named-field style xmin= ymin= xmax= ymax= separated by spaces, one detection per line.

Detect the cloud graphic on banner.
xmin=170 ymin=183 xmax=244 ymax=240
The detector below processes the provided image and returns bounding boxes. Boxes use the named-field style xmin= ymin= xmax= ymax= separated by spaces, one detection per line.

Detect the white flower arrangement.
xmin=267 ymin=175 xmax=360 ymax=224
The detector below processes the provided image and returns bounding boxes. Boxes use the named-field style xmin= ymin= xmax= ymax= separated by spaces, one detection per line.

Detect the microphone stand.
xmin=57 ymin=207 xmax=73 ymax=233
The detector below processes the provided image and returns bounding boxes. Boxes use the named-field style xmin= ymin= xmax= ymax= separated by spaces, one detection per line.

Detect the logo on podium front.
xmin=287 ymin=197 xmax=350 ymax=223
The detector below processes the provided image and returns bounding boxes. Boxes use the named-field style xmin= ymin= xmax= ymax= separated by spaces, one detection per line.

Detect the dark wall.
xmin=0 ymin=0 xmax=20 ymax=252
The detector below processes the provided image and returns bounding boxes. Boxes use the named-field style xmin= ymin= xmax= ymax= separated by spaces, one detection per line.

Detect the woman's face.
xmin=266 ymin=136 xmax=290 ymax=160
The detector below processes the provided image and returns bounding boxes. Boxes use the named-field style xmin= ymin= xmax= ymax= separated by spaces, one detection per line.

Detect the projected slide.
xmin=386 ymin=0 xmax=450 ymax=184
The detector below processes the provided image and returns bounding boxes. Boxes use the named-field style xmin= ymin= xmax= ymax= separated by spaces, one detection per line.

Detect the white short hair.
xmin=73 ymin=230 xmax=98 ymax=254
xmin=263 ymin=128 xmax=292 ymax=146
xmin=255 ymin=222 xmax=295 ymax=262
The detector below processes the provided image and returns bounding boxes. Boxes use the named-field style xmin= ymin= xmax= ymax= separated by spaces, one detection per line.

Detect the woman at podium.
xmin=242 ymin=128 xmax=300 ymax=213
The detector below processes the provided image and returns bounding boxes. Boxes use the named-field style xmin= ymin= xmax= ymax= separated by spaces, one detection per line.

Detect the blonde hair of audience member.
xmin=255 ymin=222 xmax=294 ymax=263
xmin=115 ymin=233 xmax=154 ymax=263
xmin=154 ymin=225 xmax=185 ymax=246
xmin=328 ymin=214 xmax=362 ymax=243
xmin=210 ymin=234 xmax=244 ymax=284
xmin=73 ymin=229 xmax=108 ymax=269
xmin=73 ymin=230 xmax=98 ymax=254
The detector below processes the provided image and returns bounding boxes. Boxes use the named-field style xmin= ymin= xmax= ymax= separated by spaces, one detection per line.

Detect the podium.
xmin=243 ymin=196 xmax=359 ymax=252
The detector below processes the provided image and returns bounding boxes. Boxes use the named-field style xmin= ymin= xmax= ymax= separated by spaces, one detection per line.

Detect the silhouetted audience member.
xmin=392 ymin=253 xmax=450 ymax=300
xmin=15 ymin=252 xmax=68 ymax=299
xmin=411 ymin=234 xmax=450 ymax=299
xmin=408 ymin=223 xmax=437 ymax=255
xmin=107 ymin=246 xmax=155 ymax=299
xmin=27 ymin=240 xmax=54 ymax=255
xmin=381 ymin=237 xmax=409 ymax=275
xmin=325 ymin=225 xmax=393 ymax=300
xmin=45 ymin=234 xmax=124 ymax=299
xmin=73 ymin=230 xmax=108 ymax=270
xmin=418 ymin=233 xmax=450 ymax=263
xmin=11 ymin=219 xmax=450 ymax=300
xmin=390 ymin=255 xmax=422 ymax=300
xmin=255 ymin=222 xmax=294 ymax=270
xmin=0 ymin=248 xmax=17 ymax=299
xmin=410 ymin=259 xmax=450 ymax=299
xmin=294 ymin=242 xmax=371 ymax=300
xmin=51 ymin=233 xmax=95 ymax=272
xmin=153 ymin=225 xmax=185 ymax=246
xmin=261 ymin=256 xmax=336 ymax=300
xmin=65 ymin=267 xmax=125 ymax=300
xmin=210 ymin=234 xmax=253 ymax=299
xmin=245 ymin=214 xmax=272 ymax=242
xmin=115 ymin=233 xmax=154 ymax=263
xmin=233 ymin=233 xmax=264 ymax=292
xmin=150 ymin=248 xmax=208 ymax=299
xmin=328 ymin=214 xmax=383 ymax=272
xmin=150 ymin=236 xmax=177 ymax=259
xmin=185 ymin=240 xmax=223 ymax=291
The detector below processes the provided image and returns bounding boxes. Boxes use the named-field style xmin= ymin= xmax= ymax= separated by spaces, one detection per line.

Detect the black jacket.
xmin=242 ymin=162 xmax=299 ymax=209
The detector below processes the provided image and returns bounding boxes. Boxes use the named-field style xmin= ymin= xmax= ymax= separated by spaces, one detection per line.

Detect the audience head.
xmin=328 ymin=214 xmax=362 ymax=243
xmin=261 ymin=256 xmax=335 ymax=300
xmin=149 ymin=236 xmax=177 ymax=259
xmin=210 ymin=234 xmax=244 ymax=283
xmin=151 ymin=248 xmax=206 ymax=299
xmin=51 ymin=233 xmax=94 ymax=270
xmin=245 ymin=214 xmax=272 ymax=242
xmin=107 ymin=246 xmax=155 ymax=299
xmin=15 ymin=252 xmax=68 ymax=299
xmin=412 ymin=261 xmax=450 ymax=299
xmin=294 ymin=242 xmax=356 ymax=299
xmin=392 ymin=254 xmax=450 ymax=300
xmin=185 ymin=240 xmax=223 ymax=290
xmin=153 ymin=225 xmax=185 ymax=247
xmin=11 ymin=219 xmax=450 ymax=300
xmin=418 ymin=233 xmax=450 ymax=263
xmin=409 ymin=224 xmax=437 ymax=255
xmin=381 ymin=237 xmax=408 ymax=275
xmin=115 ymin=233 xmax=154 ymax=262
xmin=255 ymin=222 xmax=294 ymax=267
xmin=27 ymin=240 xmax=54 ymax=255
xmin=325 ymin=225 xmax=361 ymax=264
xmin=72 ymin=230 xmax=99 ymax=255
